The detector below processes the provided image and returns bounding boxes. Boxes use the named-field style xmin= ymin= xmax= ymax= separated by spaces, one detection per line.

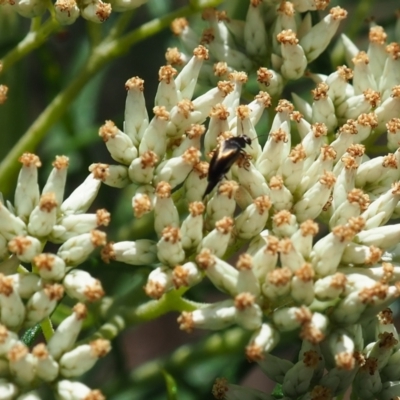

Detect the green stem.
xmin=88 ymin=288 xmax=199 ymax=342
xmin=0 ymin=0 xmax=224 ymax=196
xmin=40 ymin=316 xmax=54 ymax=341
xmin=1 ymin=18 xmax=60 ymax=73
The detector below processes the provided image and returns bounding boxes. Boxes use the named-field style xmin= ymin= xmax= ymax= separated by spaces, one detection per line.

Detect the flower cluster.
xmin=0 ymin=0 xmax=147 ymax=24
xmin=94 ymin=1 xmax=400 ymax=398
xmin=0 ymin=155 xmax=109 ymax=398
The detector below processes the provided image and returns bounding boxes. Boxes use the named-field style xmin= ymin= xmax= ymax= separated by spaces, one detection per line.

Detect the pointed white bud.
xmin=55 ymin=380 xmax=104 ymax=400
xmin=59 ymin=339 xmax=111 ymax=378
xmin=60 ymin=173 xmax=101 ymax=216
xmin=8 ymin=235 xmax=41 ymax=263
xmin=57 ymin=230 xmax=106 ymax=266
xmin=104 ymin=239 xmax=157 ymax=266
xmin=27 ymin=192 xmax=58 ymax=237
xmin=180 ymin=202 xmax=204 ymax=250
xmin=155 ymin=65 xmax=178 ymax=110
xmin=277 ymin=30 xmax=307 ymax=80
xmin=245 ymin=323 xmax=280 ymax=363
xmin=42 ymin=155 xmax=69 ymax=206
xmin=172 ymin=262 xmax=202 ymax=289
xmin=326 ymin=65 xmax=354 ymax=106
xmin=124 ymin=77 xmax=148 ymax=146
xmin=145 ymin=266 xmax=174 ymax=299
xmin=154 ymin=147 xmax=200 ymax=189
xmin=156 ymin=226 xmax=185 ymax=267
xmin=48 ymin=303 xmax=87 ymax=360
xmin=153 ymin=182 xmax=179 ymax=237
xmin=175 ymin=46 xmax=209 ymax=100
xmin=205 ymin=181 xmax=238 ymax=228
xmin=300 ymin=7 xmax=347 ymax=62
xmin=32 ymin=343 xmax=59 ymax=382
xmin=8 ymin=342 xmax=37 ymax=386
xmin=311 ymin=219 xmax=363 ymax=276
xmin=63 ymin=270 xmax=104 ymax=302
xmin=14 ymin=153 xmax=42 ymax=221
xmin=177 ymin=300 xmax=236 ymax=332
xmin=98 ymin=120 xmax=137 ymax=165
xmin=196 ymin=249 xmax=239 ymax=296
xmin=244 ymin=0 xmax=267 ymax=58
xmin=199 ymin=217 xmax=233 ymax=258
xmin=235 ymin=196 xmax=272 ymax=239
xmin=25 ymin=284 xmax=64 ymax=327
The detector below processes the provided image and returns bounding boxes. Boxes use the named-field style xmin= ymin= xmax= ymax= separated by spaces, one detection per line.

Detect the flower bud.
xmin=180 ymin=202 xmax=204 ymax=250
xmin=98 ymin=120 xmax=137 ymax=165
xmin=277 ymin=29 xmax=307 ymax=80
xmin=27 ymin=192 xmax=58 ymax=237
xmin=48 ymin=303 xmax=87 ymax=360
xmin=54 ymin=0 xmax=80 ymax=25
xmin=246 ymin=323 xmax=281 ymax=365
xmin=172 ymin=262 xmax=202 ymax=289
xmin=57 ymin=230 xmax=106 ymax=266
xmin=144 ymin=266 xmax=173 ymax=299
xmin=129 ymin=150 xmax=158 ymax=185
xmin=81 ymin=0 xmax=111 ymax=23
xmin=16 ymin=0 xmax=46 ymax=17
xmin=156 ymin=227 xmax=185 ymax=267
xmin=42 ymin=155 xmax=69 ymax=206
xmin=196 ymin=249 xmax=239 ymax=296
xmin=0 ymin=274 xmax=26 ymax=330
xmin=235 ymin=195 xmax=272 ymax=239
xmin=155 ymin=65 xmax=178 ymax=110
xmin=234 ymin=292 xmax=262 ymax=330
xmin=177 ymin=300 xmax=236 ymax=332
xmin=32 ymin=343 xmax=59 ymax=382
xmin=51 ymin=209 xmax=110 ymax=243
xmin=60 ymin=174 xmax=101 ymax=216
xmin=300 ymin=7 xmax=348 ymax=62
xmin=55 ymin=380 xmax=105 ymax=400
xmin=8 ymin=342 xmax=37 ymax=385
xmin=63 ymin=270 xmax=104 ymax=302
xmin=153 ymin=182 xmax=179 ymax=237
xmin=205 ymin=181 xmax=238 ymax=228
xmin=33 ymin=253 xmax=66 ymax=281
xmin=124 ymin=77 xmax=148 ymax=146
xmin=14 ymin=153 xmax=42 ymax=221
xmin=103 ymin=239 xmax=157 ymax=265
xmin=175 ymin=46 xmax=208 ymax=100
xmin=25 ymin=284 xmax=64 ymax=327
xmin=8 ymin=235 xmax=41 ymax=263
xmin=154 ymin=147 xmax=200 ymax=189
xmin=199 ymin=217 xmax=233 ymax=258
xmin=139 ymin=106 xmax=170 ymax=160
xmin=59 ymin=339 xmax=111 ymax=378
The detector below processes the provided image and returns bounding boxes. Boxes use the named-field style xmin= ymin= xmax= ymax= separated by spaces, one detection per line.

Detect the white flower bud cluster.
xmin=79 ymin=4 xmax=400 ymax=399
xmin=0 ymin=304 xmax=108 ymax=398
xmin=2 ymin=0 xmax=146 ymax=24
xmin=0 ymin=155 xmax=108 ymax=394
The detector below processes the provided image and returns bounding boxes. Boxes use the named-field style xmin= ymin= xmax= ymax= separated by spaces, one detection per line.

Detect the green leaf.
xmin=162 ymin=369 xmax=178 ymax=400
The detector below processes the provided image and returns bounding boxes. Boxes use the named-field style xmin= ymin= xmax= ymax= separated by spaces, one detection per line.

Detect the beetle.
xmin=203 ymin=134 xmax=252 ymax=199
